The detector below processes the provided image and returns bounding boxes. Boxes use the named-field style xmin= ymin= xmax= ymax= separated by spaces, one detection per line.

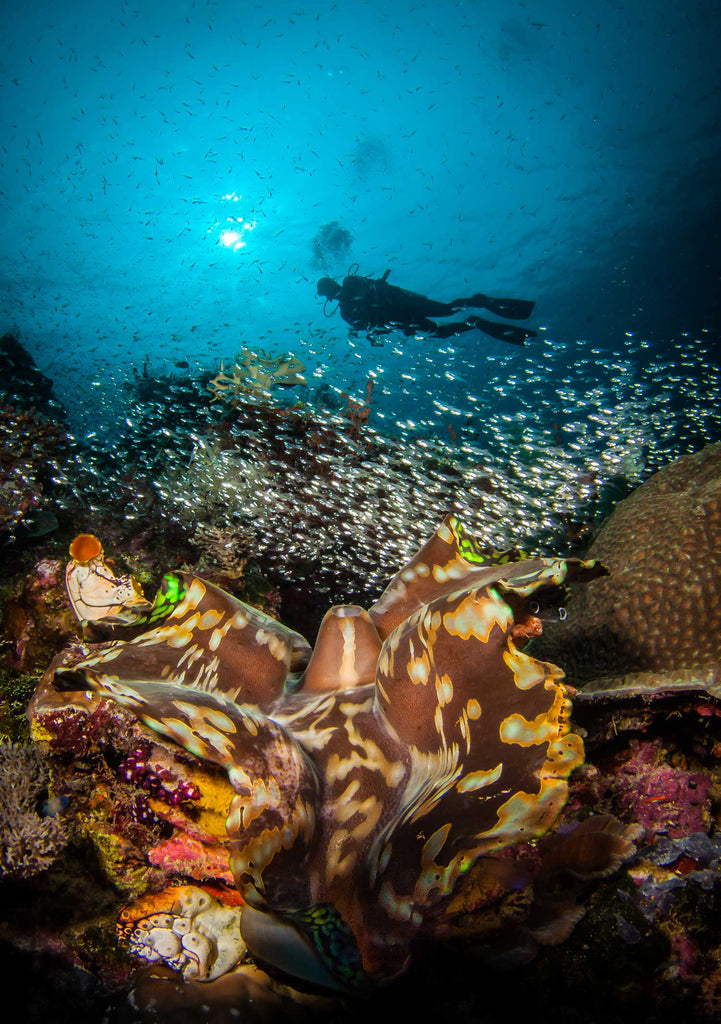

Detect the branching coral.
xmin=208 ymin=347 xmax=306 ymax=400
xmin=0 ymin=740 xmax=67 ymax=879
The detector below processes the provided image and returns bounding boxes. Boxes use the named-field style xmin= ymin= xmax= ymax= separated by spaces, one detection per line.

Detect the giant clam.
xmin=38 ymin=515 xmax=606 ymax=991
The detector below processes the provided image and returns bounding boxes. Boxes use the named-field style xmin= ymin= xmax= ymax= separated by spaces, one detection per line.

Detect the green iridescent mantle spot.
xmin=144 ymin=573 xmax=188 ymax=625
xmin=288 ymin=904 xmax=366 ymax=990
xmin=452 ymin=514 xmax=524 ymax=567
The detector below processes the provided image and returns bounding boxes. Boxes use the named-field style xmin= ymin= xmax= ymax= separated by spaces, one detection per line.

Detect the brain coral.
xmin=537 ymin=442 xmax=721 ymax=692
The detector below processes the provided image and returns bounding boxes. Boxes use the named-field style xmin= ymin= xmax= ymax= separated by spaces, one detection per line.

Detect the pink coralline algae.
xmin=147 ymin=834 xmax=234 ymax=885
xmin=607 ymin=739 xmax=711 ymax=839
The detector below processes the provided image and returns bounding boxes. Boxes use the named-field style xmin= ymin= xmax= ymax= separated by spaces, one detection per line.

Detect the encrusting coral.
xmin=117 ymin=884 xmax=246 ymax=982
xmin=0 ymin=739 xmax=67 ymax=880
xmin=2 ymin=558 xmax=77 ymax=675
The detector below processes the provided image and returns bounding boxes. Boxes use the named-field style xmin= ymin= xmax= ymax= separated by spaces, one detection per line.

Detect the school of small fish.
xmin=46 ymin=327 xmax=719 ymax=603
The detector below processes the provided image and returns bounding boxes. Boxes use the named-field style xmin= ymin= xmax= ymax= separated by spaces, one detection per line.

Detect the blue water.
xmin=1 ymin=0 xmax=720 ymax=512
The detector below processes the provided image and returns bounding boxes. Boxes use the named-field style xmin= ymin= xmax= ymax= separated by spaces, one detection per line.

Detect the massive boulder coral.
xmin=536 ymin=442 xmax=721 ymax=695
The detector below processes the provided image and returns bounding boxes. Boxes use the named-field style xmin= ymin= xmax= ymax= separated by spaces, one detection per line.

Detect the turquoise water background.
xmin=1 ymin=0 xmax=719 ymax=459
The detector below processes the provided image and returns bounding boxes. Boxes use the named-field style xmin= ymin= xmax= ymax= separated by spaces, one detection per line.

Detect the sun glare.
xmin=210 ymin=192 xmax=257 ymax=250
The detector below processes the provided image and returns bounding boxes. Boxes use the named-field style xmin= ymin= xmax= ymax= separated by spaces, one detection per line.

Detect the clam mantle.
xmin=43 ymin=515 xmax=604 ymax=991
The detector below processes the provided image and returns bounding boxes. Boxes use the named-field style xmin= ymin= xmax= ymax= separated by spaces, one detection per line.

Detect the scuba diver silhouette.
xmin=317 ymin=267 xmax=537 ymax=346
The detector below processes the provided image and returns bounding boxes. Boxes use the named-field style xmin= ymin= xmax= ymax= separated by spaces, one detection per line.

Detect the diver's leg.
xmin=405 ymin=297 xmax=457 ymax=318
xmin=450 ymin=294 xmax=536 ymax=320
xmin=427 ymin=320 xmax=480 ymax=339
xmin=465 ymin=316 xmax=536 ymax=345
xmin=403 ymin=317 xmax=534 ymax=344
xmin=401 ymin=317 xmax=457 ymax=337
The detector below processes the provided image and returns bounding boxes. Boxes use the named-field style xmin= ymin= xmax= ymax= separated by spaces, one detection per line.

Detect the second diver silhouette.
xmin=317 ymin=267 xmax=537 ymax=346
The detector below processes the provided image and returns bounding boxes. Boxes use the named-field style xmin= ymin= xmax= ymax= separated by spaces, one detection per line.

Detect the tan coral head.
xmin=69 ymin=533 xmax=103 ymax=565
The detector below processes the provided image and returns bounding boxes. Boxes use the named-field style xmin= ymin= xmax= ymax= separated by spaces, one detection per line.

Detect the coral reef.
xmin=28 ymin=681 xmax=236 ymax=900
xmin=0 ymin=332 xmax=58 ymax=413
xmin=605 ymin=739 xmax=712 ymax=840
xmin=510 ymin=443 xmax=721 ymax=1020
xmin=0 ymin=740 xmax=67 ymax=879
xmin=0 ymin=405 xmax=69 ymax=540
xmin=117 ymin=885 xmax=246 ymax=981
xmin=1 ymin=558 xmax=76 ymax=674
xmin=0 ymin=334 xmax=70 ymax=544
xmin=159 ymin=388 xmax=533 ymax=622
xmin=18 ymin=337 xmax=710 ymax=652
xmin=537 ymin=442 xmax=721 ymax=689
xmin=7 ymin=444 xmax=721 ymax=1021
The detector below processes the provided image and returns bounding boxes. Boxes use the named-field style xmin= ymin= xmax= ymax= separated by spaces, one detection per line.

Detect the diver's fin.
xmin=467 ymin=316 xmax=536 ymax=346
xmin=468 ymin=294 xmax=535 ymax=320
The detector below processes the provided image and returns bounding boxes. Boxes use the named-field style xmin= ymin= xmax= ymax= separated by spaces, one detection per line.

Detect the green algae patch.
xmin=0 ymin=667 xmax=40 ymax=742
xmin=78 ymin=821 xmax=156 ymax=901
